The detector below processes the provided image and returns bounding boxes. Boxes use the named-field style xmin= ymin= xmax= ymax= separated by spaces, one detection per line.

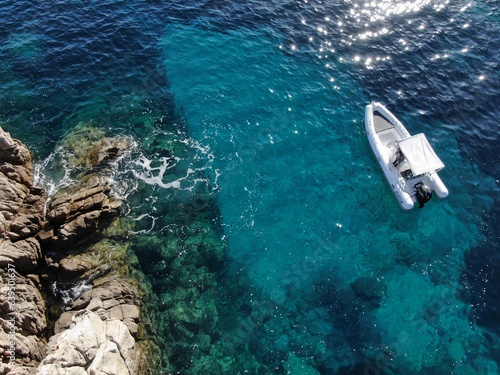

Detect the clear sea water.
xmin=1 ymin=1 xmax=499 ymax=374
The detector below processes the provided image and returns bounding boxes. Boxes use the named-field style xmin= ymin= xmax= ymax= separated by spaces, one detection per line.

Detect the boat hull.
xmin=365 ymin=102 xmax=448 ymax=210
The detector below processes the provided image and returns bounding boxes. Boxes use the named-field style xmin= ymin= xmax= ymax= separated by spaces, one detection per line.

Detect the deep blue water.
xmin=1 ymin=0 xmax=499 ymax=374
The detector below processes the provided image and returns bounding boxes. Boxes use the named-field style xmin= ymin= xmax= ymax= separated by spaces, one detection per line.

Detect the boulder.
xmin=0 ymin=212 xmax=7 ymax=236
xmin=0 ymin=162 xmax=33 ymax=189
xmin=55 ymin=279 xmax=142 ymax=340
xmin=0 ymin=135 xmax=45 ymax=242
xmin=0 ymin=128 xmax=43 ymax=242
xmin=37 ymin=127 xmax=132 ymax=253
xmin=7 ymin=187 xmax=46 ymax=241
xmin=53 ymin=311 xmax=77 ymax=335
xmin=0 ymin=238 xmax=42 ymax=275
xmin=0 ymin=127 xmax=47 ymax=373
xmin=4 ymin=277 xmax=46 ymax=336
xmin=0 ymin=271 xmax=47 ymax=365
xmin=38 ymin=175 xmax=122 ymax=252
xmin=0 ymin=128 xmax=32 ymax=168
xmin=58 ymin=257 xmax=93 ymax=281
xmin=37 ymin=310 xmax=138 ymax=375
xmin=87 ymin=341 xmax=130 ymax=375
xmin=0 ymin=177 xmax=29 ymax=214
xmin=58 ymin=124 xmax=132 ymax=175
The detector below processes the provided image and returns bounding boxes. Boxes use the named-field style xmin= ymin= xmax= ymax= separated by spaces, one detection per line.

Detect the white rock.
xmin=88 ymin=341 xmax=129 ymax=375
xmin=59 ymin=310 xmax=107 ymax=361
xmin=37 ymin=364 xmax=88 ymax=375
xmin=105 ymin=319 xmax=137 ymax=373
xmin=36 ymin=310 xmax=137 ymax=375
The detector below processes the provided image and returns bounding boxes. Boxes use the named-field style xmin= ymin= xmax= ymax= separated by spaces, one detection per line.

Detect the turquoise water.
xmin=1 ymin=0 xmax=499 ymax=374
xmin=159 ymin=22 xmax=498 ymax=374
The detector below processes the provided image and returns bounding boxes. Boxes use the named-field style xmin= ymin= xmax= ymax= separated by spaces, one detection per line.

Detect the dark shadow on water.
xmin=461 ymin=202 xmax=500 ymax=338
xmin=311 ymin=270 xmax=382 ymax=352
xmin=0 ymin=0 xmax=177 ymax=154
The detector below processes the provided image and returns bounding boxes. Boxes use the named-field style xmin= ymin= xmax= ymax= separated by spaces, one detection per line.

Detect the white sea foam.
xmin=131 ymin=213 xmax=157 ymax=234
xmin=51 ymin=280 xmax=92 ymax=306
xmin=34 ymin=138 xmax=140 ymax=201
xmin=34 ymin=145 xmax=76 ymax=200
xmin=131 ymin=155 xmax=181 ymax=189
xmin=34 ymin=128 xmax=216 ymax=238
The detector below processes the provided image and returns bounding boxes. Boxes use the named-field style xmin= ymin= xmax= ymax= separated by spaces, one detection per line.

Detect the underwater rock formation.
xmin=350 ymin=276 xmax=386 ymax=307
xmin=131 ymin=217 xmax=226 ymax=373
xmin=56 ymin=125 xmax=131 ymax=179
xmin=0 ymin=125 xmax=150 ymax=374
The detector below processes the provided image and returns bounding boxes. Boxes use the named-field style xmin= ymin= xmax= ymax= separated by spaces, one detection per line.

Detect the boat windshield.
xmin=397 ymin=134 xmax=445 ymax=175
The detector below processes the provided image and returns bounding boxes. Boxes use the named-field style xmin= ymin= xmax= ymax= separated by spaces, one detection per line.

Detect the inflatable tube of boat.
xmin=365 ymin=104 xmax=389 ymax=165
xmin=427 ymin=172 xmax=449 ymax=198
xmin=399 ymin=189 xmax=414 ymax=210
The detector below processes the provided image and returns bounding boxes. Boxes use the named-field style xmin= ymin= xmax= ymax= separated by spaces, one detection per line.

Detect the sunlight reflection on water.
xmin=295 ymin=0 xmax=454 ymax=70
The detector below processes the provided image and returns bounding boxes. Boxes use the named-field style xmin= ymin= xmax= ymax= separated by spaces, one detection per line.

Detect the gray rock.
xmin=88 ymin=341 xmax=130 ymax=375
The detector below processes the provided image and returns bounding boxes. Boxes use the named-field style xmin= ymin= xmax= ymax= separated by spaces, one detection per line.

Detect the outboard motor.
xmin=415 ymin=182 xmax=432 ymax=208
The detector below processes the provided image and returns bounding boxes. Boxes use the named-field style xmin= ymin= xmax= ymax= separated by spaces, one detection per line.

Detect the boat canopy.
xmin=397 ymin=133 xmax=445 ymax=175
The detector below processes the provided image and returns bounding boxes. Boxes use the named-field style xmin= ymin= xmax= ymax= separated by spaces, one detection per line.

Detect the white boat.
xmin=365 ymin=102 xmax=448 ymax=210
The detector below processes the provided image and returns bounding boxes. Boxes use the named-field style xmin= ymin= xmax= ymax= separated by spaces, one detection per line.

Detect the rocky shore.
xmin=0 ymin=125 xmax=152 ymax=374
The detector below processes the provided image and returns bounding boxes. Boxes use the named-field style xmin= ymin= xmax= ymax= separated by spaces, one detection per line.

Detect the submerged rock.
xmin=284 ymin=353 xmax=320 ymax=375
xmin=58 ymin=123 xmax=132 ymax=177
xmin=350 ymin=276 xmax=387 ymax=307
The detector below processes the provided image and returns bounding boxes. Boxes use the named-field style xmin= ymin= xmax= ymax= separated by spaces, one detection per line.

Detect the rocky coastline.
xmin=0 ymin=125 xmax=153 ymax=374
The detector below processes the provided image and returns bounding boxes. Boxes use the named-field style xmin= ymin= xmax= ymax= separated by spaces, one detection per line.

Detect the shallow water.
xmin=1 ymin=0 xmax=499 ymax=374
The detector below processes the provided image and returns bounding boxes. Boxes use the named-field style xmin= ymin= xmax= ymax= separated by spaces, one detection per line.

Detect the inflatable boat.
xmin=365 ymin=102 xmax=448 ymax=210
